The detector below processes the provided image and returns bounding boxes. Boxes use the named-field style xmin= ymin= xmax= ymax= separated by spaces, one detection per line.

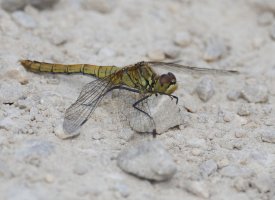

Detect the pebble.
xmin=270 ymin=22 xmax=275 ymax=40
xmin=174 ymin=31 xmax=192 ymax=47
xmin=191 ymin=148 xmax=202 ymax=156
xmin=200 ymin=159 xmax=217 ymax=177
xmin=257 ymin=12 xmax=274 ymax=26
xmin=11 ymin=11 xmax=37 ymax=28
xmin=185 ymin=138 xmax=207 ymax=149
xmin=261 ymin=129 xmax=275 ymax=143
xmin=241 ymin=84 xmax=268 ymax=103
xmin=183 ymin=181 xmax=210 ymax=199
xmin=129 ymin=95 xmax=182 ymax=134
xmin=196 ymin=77 xmax=215 ymax=102
xmin=227 ymin=90 xmax=241 ymax=101
xmin=250 ymin=175 xmax=274 ymax=193
xmin=1 ymin=0 xmax=59 ymax=12
xmin=0 ymin=81 xmax=25 ymax=104
xmin=147 ymin=50 xmax=166 ymax=61
xmin=234 ymin=129 xmax=247 ymax=138
xmin=237 ymin=103 xmax=252 ymax=116
xmin=203 ymin=38 xmax=227 ymax=62
xmin=220 ymin=165 xmax=253 ymax=178
xmin=81 ymin=0 xmax=117 ymax=13
xmin=54 ymin=123 xmax=80 ymax=139
xmin=113 ymin=183 xmax=130 ymax=198
xmin=217 ymin=158 xmax=229 ymax=169
xmin=233 ymin=177 xmax=249 ymax=192
xmin=164 ymin=47 xmax=180 ymax=59
xmin=223 ymin=111 xmax=235 ymax=122
xmin=117 ymin=140 xmax=177 ymax=181
xmin=44 ymin=174 xmax=55 ymax=183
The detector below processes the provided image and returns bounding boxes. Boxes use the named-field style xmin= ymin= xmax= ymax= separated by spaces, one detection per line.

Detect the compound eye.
xmin=159 ymin=74 xmax=169 ymax=86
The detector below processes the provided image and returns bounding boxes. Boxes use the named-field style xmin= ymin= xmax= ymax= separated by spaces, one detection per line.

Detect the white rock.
xmin=200 ymin=159 xmax=217 ymax=177
xmin=11 ymin=11 xmax=37 ymax=28
xmin=0 ymin=81 xmax=25 ymax=104
xmin=237 ymin=103 xmax=252 ymax=116
xmin=183 ymin=181 xmax=210 ymax=199
xmin=164 ymin=48 xmax=180 ymax=59
xmin=241 ymin=84 xmax=268 ymax=103
xmin=117 ymin=141 xmax=177 ymax=181
xmin=261 ymin=129 xmax=275 ymax=143
xmin=174 ymin=31 xmax=192 ymax=47
xmin=196 ymin=77 xmax=215 ymax=102
xmin=0 ymin=117 xmax=15 ymax=131
xmin=147 ymin=50 xmax=166 ymax=61
xmin=217 ymin=158 xmax=229 ymax=169
xmin=203 ymin=38 xmax=227 ymax=62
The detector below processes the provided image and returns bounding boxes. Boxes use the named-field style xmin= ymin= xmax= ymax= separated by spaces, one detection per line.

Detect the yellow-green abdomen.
xmin=20 ymin=60 xmax=120 ymax=79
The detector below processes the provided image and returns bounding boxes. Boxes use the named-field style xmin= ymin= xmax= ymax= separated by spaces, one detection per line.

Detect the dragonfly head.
xmin=155 ymin=72 xmax=177 ymax=94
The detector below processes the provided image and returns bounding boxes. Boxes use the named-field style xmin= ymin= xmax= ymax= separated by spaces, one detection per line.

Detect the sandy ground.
xmin=1 ymin=0 xmax=275 ymax=199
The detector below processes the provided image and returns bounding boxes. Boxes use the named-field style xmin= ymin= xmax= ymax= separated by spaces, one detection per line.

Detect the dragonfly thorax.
xmin=154 ymin=72 xmax=177 ymax=95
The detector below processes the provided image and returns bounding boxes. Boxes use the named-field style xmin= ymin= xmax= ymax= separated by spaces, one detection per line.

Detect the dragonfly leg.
xmin=170 ymin=95 xmax=178 ymax=104
xmin=133 ymin=95 xmax=152 ymax=119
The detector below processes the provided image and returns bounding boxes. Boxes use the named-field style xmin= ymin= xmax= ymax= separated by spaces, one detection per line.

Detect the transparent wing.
xmin=63 ymin=77 xmax=113 ymax=134
xmin=147 ymin=61 xmax=239 ymax=75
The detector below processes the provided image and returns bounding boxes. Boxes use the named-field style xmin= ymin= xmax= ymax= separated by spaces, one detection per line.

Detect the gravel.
xmin=241 ymin=84 xmax=268 ymax=103
xmin=196 ymin=77 xmax=215 ymax=102
xmin=117 ymin=141 xmax=177 ymax=181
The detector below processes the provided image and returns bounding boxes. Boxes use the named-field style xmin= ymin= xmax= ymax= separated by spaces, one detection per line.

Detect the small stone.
xmin=227 ymin=90 xmax=241 ymax=101
xmin=183 ymin=181 xmax=210 ymax=199
xmin=164 ymin=48 xmax=180 ymax=59
xmin=258 ymin=12 xmax=274 ymax=26
xmin=191 ymin=148 xmax=202 ymax=156
xmin=54 ymin=123 xmax=80 ymax=139
xmin=196 ymin=77 xmax=215 ymax=102
xmin=0 ymin=81 xmax=25 ymax=104
xmin=223 ymin=111 xmax=234 ymax=122
xmin=235 ymin=129 xmax=247 ymax=138
xmin=81 ymin=0 xmax=117 ymax=13
xmin=250 ymin=175 xmax=274 ymax=193
xmin=186 ymin=138 xmax=207 ymax=149
xmin=147 ymin=50 xmax=166 ymax=61
xmin=241 ymin=84 xmax=268 ymax=103
xmin=233 ymin=177 xmax=249 ymax=192
xmin=174 ymin=31 xmax=192 ymax=47
xmin=117 ymin=141 xmax=177 ymax=181
xmin=44 ymin=174 xmax=55 ymax=183
xmin=217 ymin=158 xmax=229 ymax=169
xmin=73 ymin=165 xmax=88 ymax=175
xmin=261 ymin=129 xmax=275 ymax=143
xmin=270 ymin=22 xmax=275 ymax=40
xmin=28 ymin=0 xmax=58 ymax=10
xmin=200 ymin=159 xmax=217 ymax=177
xmin=237 ymin=104 xmax=252 ymax=116
xmin=11 ymin=11 xmax=36 ymax=28
xmin=220 ymin=165 xmax=253 ymax=178
xmin=203 ymin=38 xmax=227 ymax=62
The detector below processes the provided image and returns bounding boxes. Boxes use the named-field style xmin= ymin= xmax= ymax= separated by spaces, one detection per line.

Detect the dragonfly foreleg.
xmin=132 ymin=95 xmax=152 ymax=119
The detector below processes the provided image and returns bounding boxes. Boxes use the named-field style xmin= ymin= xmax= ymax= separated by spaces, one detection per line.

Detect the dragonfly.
xmin=20 ymin=59 xmax=238 ymax=137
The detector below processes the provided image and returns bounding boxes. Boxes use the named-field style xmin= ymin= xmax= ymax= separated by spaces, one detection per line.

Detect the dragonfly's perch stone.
xmin=129 ymin=95 xmax=182 ymax=134
xmin=117 ymin=141 xmax=177 ymax=181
